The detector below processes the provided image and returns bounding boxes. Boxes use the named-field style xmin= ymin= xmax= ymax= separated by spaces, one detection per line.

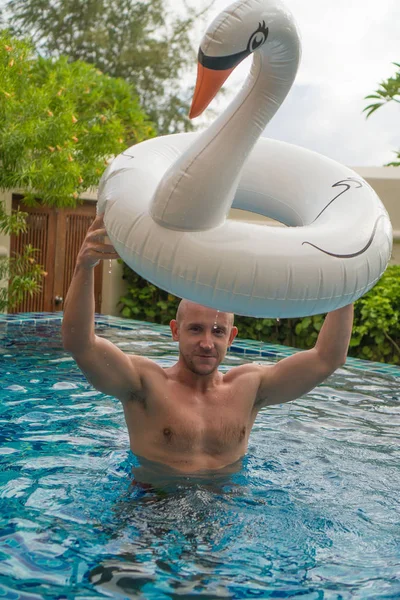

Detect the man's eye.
xmin=214 ymin=328 xmax=224 ymax=336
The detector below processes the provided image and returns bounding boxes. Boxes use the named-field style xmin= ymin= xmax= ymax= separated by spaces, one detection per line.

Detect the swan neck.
xmin=150 ymin=21 xmax=300 ymax=231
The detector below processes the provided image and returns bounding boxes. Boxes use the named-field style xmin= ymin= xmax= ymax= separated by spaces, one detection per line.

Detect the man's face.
xmin=170 ymin=304 xmax=238 ymax=376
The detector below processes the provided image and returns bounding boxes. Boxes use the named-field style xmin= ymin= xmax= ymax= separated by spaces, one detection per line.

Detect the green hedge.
xmin=118 ymin=263 xmax=400 ymax=365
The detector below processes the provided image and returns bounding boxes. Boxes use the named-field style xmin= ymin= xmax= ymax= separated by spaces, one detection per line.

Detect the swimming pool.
xmin=1 ymin=313 xmax=399 ymax=599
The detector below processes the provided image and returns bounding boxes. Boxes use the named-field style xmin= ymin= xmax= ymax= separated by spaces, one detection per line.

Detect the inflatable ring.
xmin=98 ymin=0 xmax=392 ymax=318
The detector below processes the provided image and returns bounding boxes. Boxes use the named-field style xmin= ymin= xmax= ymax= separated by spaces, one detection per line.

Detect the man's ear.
xmin=228 ymin=326 xmax=238 ymax=346
xmin=170 ymin=319 xmax=179 ymax=341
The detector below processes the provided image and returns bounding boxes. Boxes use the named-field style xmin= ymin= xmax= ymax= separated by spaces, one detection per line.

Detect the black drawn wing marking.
xmin=302 ymin=214 xmax=385 ymax=258
xmin=312 ymin=178 xmax=364 ymax=224
xmin=121 ymin=151 xmax=135 ymax=159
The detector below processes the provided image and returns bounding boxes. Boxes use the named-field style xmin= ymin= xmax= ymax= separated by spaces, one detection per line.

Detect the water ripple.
xmin=0 ymin=324 xmax=399 ymax=599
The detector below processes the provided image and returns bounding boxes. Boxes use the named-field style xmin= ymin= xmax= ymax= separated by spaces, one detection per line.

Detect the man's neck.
xmin=168 ymin=359 xmax=223 ymax=392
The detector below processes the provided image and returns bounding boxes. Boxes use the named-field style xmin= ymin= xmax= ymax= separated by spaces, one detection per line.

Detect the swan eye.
xmin=247 ymin=20 xmax=269 ymax=53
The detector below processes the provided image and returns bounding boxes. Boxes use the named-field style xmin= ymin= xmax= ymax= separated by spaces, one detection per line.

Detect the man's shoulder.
xmin=223 ymin=362 xmax=266 ymax=382
xmin=128 ymin=354 xmax=166 ymax=378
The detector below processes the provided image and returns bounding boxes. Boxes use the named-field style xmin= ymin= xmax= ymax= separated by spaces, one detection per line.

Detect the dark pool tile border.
xmin=1 ymin=312 xmax=400 ymax=378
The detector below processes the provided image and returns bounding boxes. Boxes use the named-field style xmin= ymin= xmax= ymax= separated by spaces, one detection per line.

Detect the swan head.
xmin=189 ymin=0 xmax=289 ymax=118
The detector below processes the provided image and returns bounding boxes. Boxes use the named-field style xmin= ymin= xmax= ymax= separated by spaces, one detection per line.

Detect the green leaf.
xmin=363 ymin=103 xmax=384 ymax=118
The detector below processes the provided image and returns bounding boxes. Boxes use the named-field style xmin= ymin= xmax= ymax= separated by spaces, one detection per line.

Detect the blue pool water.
xmin=1 ymin=314 xmax=400 ymax=599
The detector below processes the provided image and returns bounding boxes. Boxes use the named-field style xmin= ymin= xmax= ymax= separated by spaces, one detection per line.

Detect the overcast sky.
xmin=191 ymin=0 xmax=400 ymax=167
xmin=2 ymin=0 xmax=398 ymax=166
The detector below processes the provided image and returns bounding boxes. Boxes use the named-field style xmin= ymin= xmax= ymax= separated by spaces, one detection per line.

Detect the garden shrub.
xmin=119 ymin=263 xmax=400 ymax=365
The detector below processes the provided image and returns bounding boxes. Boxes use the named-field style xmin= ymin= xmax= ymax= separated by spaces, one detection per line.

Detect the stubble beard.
xmin=183 ymin=353 xmax=219 ymax=376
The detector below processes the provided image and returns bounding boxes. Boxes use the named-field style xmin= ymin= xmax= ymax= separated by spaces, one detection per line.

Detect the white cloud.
xmin=263 ymin=82 xmax=399 ymax=165
xmin=192 ymin=0 xmax=400 ymax=166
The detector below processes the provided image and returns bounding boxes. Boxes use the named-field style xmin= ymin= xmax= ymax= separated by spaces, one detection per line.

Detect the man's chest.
xmin=138 ymin=382 xmax=257 ymax=454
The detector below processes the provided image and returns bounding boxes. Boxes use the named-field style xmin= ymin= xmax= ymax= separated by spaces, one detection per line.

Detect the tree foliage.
xmin=364 ymin=62 xmax=400 ymax=166
xmin=0 ymin=31 xmax=153 ymax=206
xmin=4 ymin=0 xmax=208 ymax=135
xmin=0 ymin=31 xmax=153 ymax=310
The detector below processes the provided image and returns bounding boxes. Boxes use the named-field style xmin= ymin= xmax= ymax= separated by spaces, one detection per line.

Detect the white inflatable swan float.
xmin=98 ymin=0 xmax=392 ymax=317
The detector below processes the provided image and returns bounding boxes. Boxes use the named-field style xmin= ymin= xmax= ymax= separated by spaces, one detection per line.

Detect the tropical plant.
xmin=364 ymin=62 xmax=400 ymax=166
xmin=0 ymin=201 xmax=47 ymax=311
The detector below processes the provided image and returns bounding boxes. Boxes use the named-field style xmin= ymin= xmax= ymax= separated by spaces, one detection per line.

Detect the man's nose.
xmin=199 ymin=333 xmax=214 ymax=349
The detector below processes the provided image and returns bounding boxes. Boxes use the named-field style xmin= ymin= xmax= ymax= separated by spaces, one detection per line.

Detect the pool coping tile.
xmin=1 ymin=312 xmax=399 ymax=378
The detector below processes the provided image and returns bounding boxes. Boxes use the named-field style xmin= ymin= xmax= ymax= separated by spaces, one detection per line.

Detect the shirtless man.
xmin=62 ymin=214 xmax=354 ymax=475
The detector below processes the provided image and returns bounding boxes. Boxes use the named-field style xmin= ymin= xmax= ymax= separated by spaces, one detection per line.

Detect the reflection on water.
xmin=127 ymin=451 xmax=245 ymax=489
xmin=88 ymin=453 xmax=322 ymax=599
xmin=0 ymin=323 xmax=399 ymax=599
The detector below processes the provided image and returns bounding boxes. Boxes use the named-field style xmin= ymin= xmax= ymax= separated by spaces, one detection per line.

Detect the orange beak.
xmin=189 ymin=62 xmax=235 ymax=119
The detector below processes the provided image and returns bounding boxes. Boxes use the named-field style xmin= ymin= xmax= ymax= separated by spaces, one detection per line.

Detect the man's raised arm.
xmin=255 ymin=304 xmax=354 ymax=408
xmin=62 ymin=214 xmax=145 ymax=402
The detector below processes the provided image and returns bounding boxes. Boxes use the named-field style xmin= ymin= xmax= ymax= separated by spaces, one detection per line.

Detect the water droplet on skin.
xmin=108 ymin=259 xmax=112 ymax=274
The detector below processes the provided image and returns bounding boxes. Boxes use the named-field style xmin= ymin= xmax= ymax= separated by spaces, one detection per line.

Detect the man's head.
xmin=170 ymin=300 xmax=238 ymax=376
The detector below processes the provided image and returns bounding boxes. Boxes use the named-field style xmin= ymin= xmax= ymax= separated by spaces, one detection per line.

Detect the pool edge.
xmin=1 ymin=312 xmax=400 ymax=378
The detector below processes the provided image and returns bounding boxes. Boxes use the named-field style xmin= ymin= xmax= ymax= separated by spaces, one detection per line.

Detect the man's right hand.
xmin=77 ymin=213 xmax=119 ymax=269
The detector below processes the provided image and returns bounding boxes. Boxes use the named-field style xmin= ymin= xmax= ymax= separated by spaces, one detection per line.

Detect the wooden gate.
xmin=9 ymin=196 xmax=103 ymax=313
